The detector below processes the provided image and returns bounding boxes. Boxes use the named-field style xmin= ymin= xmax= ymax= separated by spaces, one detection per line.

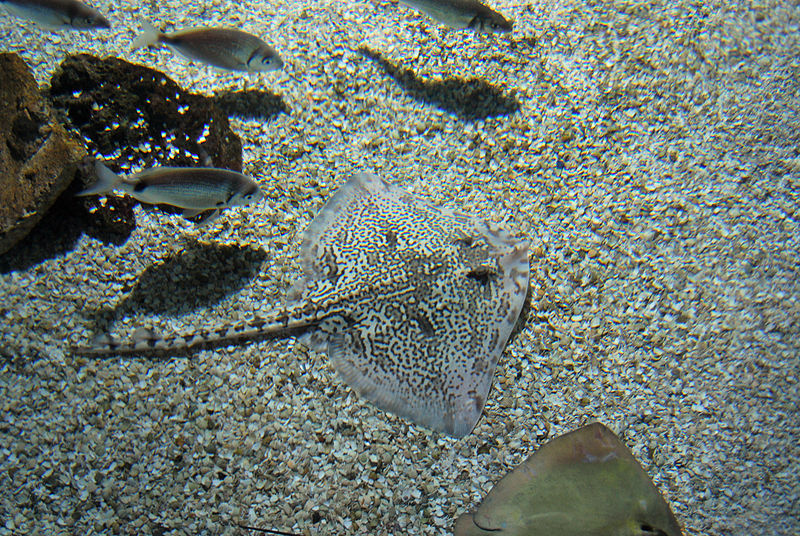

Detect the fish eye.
xmin=261 ymin=57 xmax=272 ymax=65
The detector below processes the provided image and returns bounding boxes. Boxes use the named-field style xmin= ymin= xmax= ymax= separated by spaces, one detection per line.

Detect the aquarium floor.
xmin=1 ymin=0 xmax=799 ymax=535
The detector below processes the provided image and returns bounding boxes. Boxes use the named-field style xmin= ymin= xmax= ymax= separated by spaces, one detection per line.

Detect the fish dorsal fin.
xmin=288 ymin=172 xmax=530 ymax=437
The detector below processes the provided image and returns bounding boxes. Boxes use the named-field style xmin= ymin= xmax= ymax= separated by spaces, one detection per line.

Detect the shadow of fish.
xmin=357 ymin=45 xmax=520 ymax=120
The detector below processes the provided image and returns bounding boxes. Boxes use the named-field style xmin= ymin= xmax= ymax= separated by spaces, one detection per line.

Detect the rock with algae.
xmin=0 ymin=52 xmax=88 ymax=255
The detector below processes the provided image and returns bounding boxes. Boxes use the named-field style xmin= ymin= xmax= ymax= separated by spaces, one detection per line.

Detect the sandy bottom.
xmin=1 ymin=0 xmax=799 ymax=534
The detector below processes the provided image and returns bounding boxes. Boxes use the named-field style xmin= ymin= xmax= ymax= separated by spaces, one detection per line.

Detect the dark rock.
xmin=2 ymin=54 xmax=247 ymax=266
xmin=213 ymin=89 xmax=289 ymax=120
xmin=44 ymin=54 xmax=244 ymax=237
xmin=76 ymin=172 xmax=139 ymax=242
xmin=0 ymin=52 xmax=88 ymax=256
xmin=48 ymin=54 xmax=243 ymax=175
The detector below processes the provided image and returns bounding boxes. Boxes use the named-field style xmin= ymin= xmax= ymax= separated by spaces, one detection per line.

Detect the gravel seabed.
xmin=1 ymin=0 xmax=799 ymax=534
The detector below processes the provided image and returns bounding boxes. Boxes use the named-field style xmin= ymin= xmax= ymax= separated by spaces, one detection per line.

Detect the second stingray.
xmin=73 ymin=172 xmax=531 ymax=437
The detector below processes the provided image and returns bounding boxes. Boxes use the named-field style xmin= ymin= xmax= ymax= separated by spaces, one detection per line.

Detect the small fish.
xmin=0 ymin=0 xmax=110 ymax=30
xmin=131 ymin=21 xmax=284 ymax=73
xmin=78 ymin=162 xmax=264 ymax=224
xmin=398 ymin=0 xmax=512 ymax=33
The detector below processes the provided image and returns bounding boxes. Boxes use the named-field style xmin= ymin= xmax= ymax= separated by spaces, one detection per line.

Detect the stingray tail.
xmin=76 ymin=161 xmax=123 ymax=197
xmin=131 ymin=19 xmax=162 ymax=50
xmin=71 ymin=314 xmax=316 ymax=357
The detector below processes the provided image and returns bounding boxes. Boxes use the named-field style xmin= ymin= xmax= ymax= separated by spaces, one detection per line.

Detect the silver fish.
xmin=0 ymin=0 xmax=109 ymax=30
xmin=78 ymin=162 xmax=264 ymax=224
xmin=131 ymin=21 xmax=284 ymax=73
xmin=399 ymin=0 xmax=512 ymax=32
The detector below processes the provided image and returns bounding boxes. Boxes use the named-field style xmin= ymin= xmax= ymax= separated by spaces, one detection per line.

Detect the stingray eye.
xmin=638 ymin=523 xmax=668 ymax=536
xmin=261 ymin=57 xmax=272 ymax=65
xmin=466 ymin=266 xmax=496 ymax=285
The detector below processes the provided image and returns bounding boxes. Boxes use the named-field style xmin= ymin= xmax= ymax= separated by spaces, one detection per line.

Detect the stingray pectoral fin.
xmin=461 ymin=423 xmax=684 ymax=536
xmin=327 ymin=333 xmax=380 ymax=399
xmin=326 ymin=329 xmax=481 ymax=438
xmin=296 ymin=172 xmax=390 ymax=276
xmin=326 ymin=333 xmax=425 ymax=426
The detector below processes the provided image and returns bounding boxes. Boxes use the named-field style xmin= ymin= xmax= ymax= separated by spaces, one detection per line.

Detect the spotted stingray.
xmin=74 ymin=172 xmax=531 ymax=437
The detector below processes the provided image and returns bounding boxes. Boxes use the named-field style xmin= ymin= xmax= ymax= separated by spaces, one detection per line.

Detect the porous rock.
xmin=45 ymin=54 xmax=245 ymax=233
xmin=0 ymin=52 xmax=88 ymax=256
xmin=48 ymin=54 xmax=243 ymax=174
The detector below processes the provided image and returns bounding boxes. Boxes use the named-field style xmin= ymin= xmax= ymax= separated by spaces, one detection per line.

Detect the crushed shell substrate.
xmin=1 ymin=0 xmax=799 ymax=535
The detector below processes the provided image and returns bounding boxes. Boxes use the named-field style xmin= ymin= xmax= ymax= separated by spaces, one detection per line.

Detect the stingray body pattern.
xmin=454 ymin=422 xmax=684 ymax=536
xmin=74 ymin=172 xmax=531 ymax=438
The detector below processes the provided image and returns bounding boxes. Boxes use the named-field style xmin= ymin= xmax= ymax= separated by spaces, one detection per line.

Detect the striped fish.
xmin=399 ymin=0 xmax=512 ymax=33
xmin=78 ymin=161 xmax=264 ymax=224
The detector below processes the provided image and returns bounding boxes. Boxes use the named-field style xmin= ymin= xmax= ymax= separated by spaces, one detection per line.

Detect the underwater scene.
xmin=1 ymin=0 xmax=798 ymax=534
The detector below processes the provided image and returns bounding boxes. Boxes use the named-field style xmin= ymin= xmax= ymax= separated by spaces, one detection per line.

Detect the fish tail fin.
xmin=131 ymin=19 xmax=161 ymax=50
xmin=76 ymin=161 xmax=122 ymax=197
